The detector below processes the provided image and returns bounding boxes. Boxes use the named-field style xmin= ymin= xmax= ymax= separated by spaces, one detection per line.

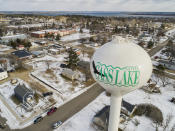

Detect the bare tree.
xmin=163 ymin=113 xmax=173 ymax=131
xmin=45 ymin=60 xmax=51 ymax=70
xmin=170 ymin=124 xmax=175 ymax=131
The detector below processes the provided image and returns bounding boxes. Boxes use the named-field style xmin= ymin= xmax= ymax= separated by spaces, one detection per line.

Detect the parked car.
xmin=43 ymin=92 xmax=53 ymax=97
xmin=34 ymin=116 xmax=43 ymax=124
xmin=52 ymin=121 xmax=62 ymax=129
xmin=47 ymin=107 xmax=57 ymax=115
xmin=0 ymin=123 xmax=6 ymax=129
xmin=60 ymin=64 xmax=67 ymax=68
xmin=170 ymin=97 xmax=175 ymax=104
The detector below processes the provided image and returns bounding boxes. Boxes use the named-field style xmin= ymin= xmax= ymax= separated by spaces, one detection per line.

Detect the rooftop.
xmin=12 ymin=50 xmax=32 ymax=58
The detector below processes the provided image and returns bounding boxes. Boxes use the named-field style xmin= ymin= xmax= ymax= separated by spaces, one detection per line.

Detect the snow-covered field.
xmin=61 ymin=33 xmax=91 ymax=42
xmin=57 ymin=75 xmax=175 ymax=131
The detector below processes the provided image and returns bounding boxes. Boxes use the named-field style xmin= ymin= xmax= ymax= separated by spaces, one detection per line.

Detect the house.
xmin=48 ymin=48 xmax=60 ymax=55
xmin=14 ymin=84 xmax=34 ymax=104
xmin=142 ymin=83 xmax=160 ymax=93
xmin=158 ymin=60 xmax=175 ymax=70
xmin=61 ymin=68 xmax=79 ymax=80
xmin=93 ymin=100 xmax=137 ymax=130
xmin=16 ymin=45 xmax=25 ymax=50
xmin=31 ymin=51 xmax=44 ymax=58
xmin=11 ymin=50 xmax=32 ymax=60
xmin=0 ymin=68 xmax=8 ymax=81
xmin=35 ymin=41 xmax=47 ymax=46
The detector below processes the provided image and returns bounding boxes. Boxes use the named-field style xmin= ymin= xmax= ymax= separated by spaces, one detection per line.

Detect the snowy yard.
xmin=57 ymin=75 xmax=175 ymax=131
xmin=30 ymin=54 xmax=87 ymax=101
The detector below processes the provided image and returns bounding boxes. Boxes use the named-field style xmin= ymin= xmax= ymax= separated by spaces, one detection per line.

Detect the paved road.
xmin=12 ymin=83 xmax=104 ymax=131
xmin=148 ymin=39 xmax=169 ymax=56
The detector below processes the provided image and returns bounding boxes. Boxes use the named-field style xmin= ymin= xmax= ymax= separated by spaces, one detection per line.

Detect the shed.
xmin=0 ymin=68 xmax=8 ymax=81
xmin=14 ymin=84 xmax=34 ymax=104
xmin=61 ymin=68 xmax=79 ymax=80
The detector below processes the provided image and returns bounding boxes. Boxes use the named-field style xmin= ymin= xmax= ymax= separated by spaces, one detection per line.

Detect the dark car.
xmin=43 ymin=92 xmax=53 ymax=97
xmin=34 ymin=116 xmax=43 ymax=124
xmin=47 ymin=107 xmax=57 ymax=115
xmin=0 ymin=123 xmax=6 ymax=129
xmin=60 ymin=64 xmax=67 ymax=68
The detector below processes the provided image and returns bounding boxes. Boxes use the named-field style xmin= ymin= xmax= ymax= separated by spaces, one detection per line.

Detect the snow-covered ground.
xmin=152 ymin=47 xmax=169 ymax=60
xmin=57 ymin=75 xmax=175 ymax=131
xmin=0 ymin=45 xmax=12 ymax=54
xmin=61 ymin=33 xmax=91 ymax=42
xmin=159 ymin=36 xmax=168 ymax=43
xmin=30 ymin=54 xmax=87 ymax=101
xmin=165 ymin=27 xmax=175 ymax=37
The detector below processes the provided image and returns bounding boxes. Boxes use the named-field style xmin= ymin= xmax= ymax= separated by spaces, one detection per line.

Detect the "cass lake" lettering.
xmin=94 ymin=62 xmax=140 ymax=87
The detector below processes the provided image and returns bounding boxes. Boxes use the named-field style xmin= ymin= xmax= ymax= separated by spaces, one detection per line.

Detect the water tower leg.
xmin=108 ymin=95 xmax=122 ymax=131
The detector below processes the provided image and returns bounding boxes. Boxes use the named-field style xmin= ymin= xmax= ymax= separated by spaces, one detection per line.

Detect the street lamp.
xmin=90 ymin=36 xmax=152 ymax=131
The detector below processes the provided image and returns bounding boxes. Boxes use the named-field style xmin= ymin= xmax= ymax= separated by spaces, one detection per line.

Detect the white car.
xmin=52 ymin=121 xmax=62 ymax=129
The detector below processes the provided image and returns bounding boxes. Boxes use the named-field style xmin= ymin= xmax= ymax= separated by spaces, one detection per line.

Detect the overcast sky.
xmin=0 ymin=0 xmax=174 ymax=12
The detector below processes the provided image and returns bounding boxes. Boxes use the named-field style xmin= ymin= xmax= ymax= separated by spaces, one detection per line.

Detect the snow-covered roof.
xmin=62 ymin=68 xmax=78 ymax=77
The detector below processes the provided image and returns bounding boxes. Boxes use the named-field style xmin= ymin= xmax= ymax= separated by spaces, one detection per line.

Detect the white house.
xmin=61 ymin=68 xmax=79 ymax=80
xmin=0 ymin=69 xmax=8 ymax=81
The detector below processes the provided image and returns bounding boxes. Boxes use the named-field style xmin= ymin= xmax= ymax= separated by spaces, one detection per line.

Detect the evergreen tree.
xmin=67 ymin=48 xmax=80 ymax=69
xmin=147 ymin=41 xmax=154 ymax=49
xmin=56 ymin=34 xmax=61 ymax=41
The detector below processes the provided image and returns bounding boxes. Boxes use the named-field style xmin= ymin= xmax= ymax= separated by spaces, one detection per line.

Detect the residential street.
xmin=148 ymin=39 xmax=169 ymax=56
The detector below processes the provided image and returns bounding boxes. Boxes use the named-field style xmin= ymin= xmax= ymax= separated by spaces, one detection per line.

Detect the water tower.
xmin=90 ymin=36 xmax=152 ymax=131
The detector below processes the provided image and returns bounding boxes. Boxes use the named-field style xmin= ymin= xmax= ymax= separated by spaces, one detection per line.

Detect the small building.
xmin=158 ymin=60 xmax=175 ymax=70
xmin=0 ymin=68 xmax=8 ymax=81
xmin=16 ymin=45 xmax=25 ymax=50
xmin=142 ymin=83 xmax=160 ymax=93
xmin=14 ymin=84 xmax=34 ymax=104
xmin=61 ymin=68 xmax=79 ymax=80
xmin=11 ymin=50 xmax=32 ymax=60
xmin=35 ymin=41 xmax=47 ymax=46
xmin=48 ymin=48 xmax=60 ymax=55
xmin=31 ymin=51 xmax=44 ymax=58
xmin=93 ymin=100 xmax=137 ymax=130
